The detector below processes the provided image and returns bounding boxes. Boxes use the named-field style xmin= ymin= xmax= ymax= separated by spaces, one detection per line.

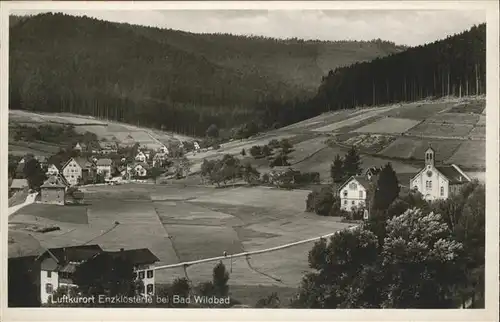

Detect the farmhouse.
xmin=10 ymin=178 xmax=28 ymax=193
xmin=268 ymin=167 xmax=300 ymax=186
xmin=365 ymin=167 xmax=382 ymax=181
xmin=100 ymin=141 xmax=118 ymax=154
xmin=61 ymin=157 xmax=96 ymax=186
xmin=36 ymin=245 xmax=104 ymax=304
xmin=132 ymin=162 xmax=150 ymax=178
xmin=73 ymin=142 xmax=87 ymax=152
xmin=135 ymin=151 xmax=147 ymax=163
xmin=338 ymin=176 xmax=371 ymax=212
xmin=158 ymin=145 xmax=169 ymax=155
xmin=96 ymin=158 xmax=113 ymax=179
xmin=25 ymin=245 xmax=160 ymax=304
xmin=410 ymin=147 xmax=471 ymax=201
xmin=105 ymin=248 xmax=160 ymax=295
xmin=46 ymin=164 xmax=60 ymax=176
xmin=40 ymin=175 xmax=68 ymax=205
xmin=152 ymin=152 xmax=168 ymax=167
xmin=35 ymin=156 xmax=48 ymax=167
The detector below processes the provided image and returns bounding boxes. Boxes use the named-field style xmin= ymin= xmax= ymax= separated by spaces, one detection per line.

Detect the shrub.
xmin=249 ymin=145 xmax=262 ymax=158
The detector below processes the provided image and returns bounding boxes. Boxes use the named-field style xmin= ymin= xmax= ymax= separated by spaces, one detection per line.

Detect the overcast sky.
xmin=13 ymin=9 xmax=486 ymax=46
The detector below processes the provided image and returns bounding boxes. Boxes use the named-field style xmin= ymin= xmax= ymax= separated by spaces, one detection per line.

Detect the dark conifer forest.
xmin=260 ymin=23 xmax=486 ymax=128
xmin=9 ymin=13 xmax=485 ymax=136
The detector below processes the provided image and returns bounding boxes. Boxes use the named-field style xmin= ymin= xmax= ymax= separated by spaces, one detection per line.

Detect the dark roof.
xmin=63 ymin=157 xmax=94 ymax=170
xmin=40 ymin=175 xmax=67 ymax=189
xmin=338 ymin=175 xmax=372 ymax=192
xmin=46 ymin=245 xmax=103 ymax=263
xmin=106 ymin=248 xmax=159 ymax=265
xmin=435 ymin=165 xmax=470 ymax=184
xmin=397 ymin=173 xmax=417 ymax=187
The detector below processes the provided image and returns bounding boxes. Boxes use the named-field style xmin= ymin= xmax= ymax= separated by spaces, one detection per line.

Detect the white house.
xmin=338 ymin=176 xmax=371 ymax=212
xmin=133 ymin=162 xmax=150 ymax=177
xmin=34 ymin=245 xmax=159 ymax=304
xmin=46 ymin=164 xmax=60 ymax=176
xmin=135 ymin=151 xmax=147 ymax=163
xmin=410 ymin=147 xmax=471 ymax=201
xmin=96 ymin=158 xmax=113 ymax=179
xmin=37 ymin=245 xmax=103 ymax=304
xmin=61 ymin=157 xmax=95 ymax=186
xmin=107 ymin=248 xmax=159 ymax=296
xmin=193 ymin=141 xmax=200 ymax=151
xmin=158 ymin=145 xmax=169 ymax=155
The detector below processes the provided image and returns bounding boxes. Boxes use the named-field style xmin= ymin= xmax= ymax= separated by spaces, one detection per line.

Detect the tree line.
xmin=9 ymin=13 xmax=404 ymax=137
xmin=258 ymin=23 xmax=486 ymax=130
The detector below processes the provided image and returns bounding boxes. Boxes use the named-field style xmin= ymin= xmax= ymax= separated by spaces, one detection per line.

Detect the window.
xmin=45 ymin=283 xmax=53 ymax=294
xmin=349 ymin=182 xmax=357 ymax=190
xmin=352 ymin=200 xmax=355 ymax=205
xmin=138 ymin=271 xmax=145 ymax=279
xmin=147 ymin=284 xmax=154 ymax=294
xmin=343 ymin=190 xmax=347 ymax=197
xmin=47 ymin=271 xmax=52 ymax=278
xmin=359 ymin=190 xmax=363 ymax=198
xmin=440 ymin=186 xmax=444 ymax=196
xmin=344 ymin=200 xmax=347 ymax=205
xmin=147 ymin=270 xmax=154 ymax=279
xmin=429 ymin=181 xmax=432 ymax=189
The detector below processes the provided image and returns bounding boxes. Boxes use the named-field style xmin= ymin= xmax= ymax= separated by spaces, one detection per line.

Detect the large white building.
xmin=34 ymin=245 xmax=159 ymax=304
xmin=338 ymin=176 xmax=371 ymax=212
xmin=410 ymin=147 xmax=471 ymax=201
xmin=61 ymin=157 xmax=95 ymax=186
xmin=96 ymin=158 xmax=113 ymax=179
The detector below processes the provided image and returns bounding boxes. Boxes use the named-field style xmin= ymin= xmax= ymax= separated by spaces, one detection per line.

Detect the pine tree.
xmin=343 ymin=146 xmax=362 ymax=177
xmin=330 ymin=154 xmax=344 ymax=183
xmin=372 ymin=163 xmax=400 ymax=211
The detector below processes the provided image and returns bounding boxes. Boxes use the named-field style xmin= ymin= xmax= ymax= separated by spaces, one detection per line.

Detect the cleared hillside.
xmin=9 ymin=13 xmax=405 ymax=136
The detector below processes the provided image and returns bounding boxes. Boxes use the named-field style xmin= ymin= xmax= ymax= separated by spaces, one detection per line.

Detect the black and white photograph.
xmin=1 ymin=1 xmax=498 ymax=320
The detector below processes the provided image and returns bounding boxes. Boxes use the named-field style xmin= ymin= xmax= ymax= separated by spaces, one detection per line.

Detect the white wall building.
xmin=410 ymin=147 xmax=471 ymax=201
xmin=135 ymin=151 xmax=146 ymax=163
xmin=338 ymin=176 xmax=371 ymax=212
xmin=96 ymin=158 xmax=113 ymax=179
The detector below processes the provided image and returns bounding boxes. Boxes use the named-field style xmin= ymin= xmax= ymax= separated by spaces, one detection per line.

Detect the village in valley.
xmin=6 ymin=10 xmax=488 ymax=310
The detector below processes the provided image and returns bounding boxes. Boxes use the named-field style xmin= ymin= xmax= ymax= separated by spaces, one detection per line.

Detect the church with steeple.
xmin=410 ymin=147 xmax=471 ymax=201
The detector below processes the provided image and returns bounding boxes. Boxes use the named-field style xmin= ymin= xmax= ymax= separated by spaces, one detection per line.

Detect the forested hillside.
xmin=260 ymin=24 xmax=486 ymax=128
xmin=9 ymin=13 xmax=404 ymax=136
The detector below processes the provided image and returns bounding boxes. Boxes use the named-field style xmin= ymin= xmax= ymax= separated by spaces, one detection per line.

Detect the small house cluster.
xmin=337 ymin=147 xmax=471 ymax=217
xmin=9 ymin=139 xmax=200 ymax=205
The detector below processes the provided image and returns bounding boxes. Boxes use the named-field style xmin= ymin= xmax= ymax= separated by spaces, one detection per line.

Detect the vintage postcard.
xmin=1 ymin=1 xmax=498 ymax=321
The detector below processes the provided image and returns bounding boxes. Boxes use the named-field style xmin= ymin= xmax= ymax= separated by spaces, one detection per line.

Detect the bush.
xmin=261 ymin=173 xmax=270 ymax=184
xmin=249 ymin=145 xmax=262 ymax=157
xmin=268 ymin=139 xmax=280 ymax=149
xmin=295 ymin=172 xmax=320 ymax=185
xmin=306 ymin=187 xmax=338 ymax=216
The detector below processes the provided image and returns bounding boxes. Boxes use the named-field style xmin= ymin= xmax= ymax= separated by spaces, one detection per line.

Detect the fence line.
xmin=154 ymin=225 xmax=358 ymax=271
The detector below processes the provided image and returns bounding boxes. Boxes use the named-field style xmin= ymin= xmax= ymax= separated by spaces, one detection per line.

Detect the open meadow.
xmin=9 ymin=183 xmax=353 ymax=304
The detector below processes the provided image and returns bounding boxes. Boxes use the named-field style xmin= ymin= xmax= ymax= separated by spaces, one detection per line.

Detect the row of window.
xmin=422 ymin=181 xmax=445 ymax=196
xmin=343 ymin=190 xmax=363 ymax=198
xmin=134 ymin=270 xmax=154 ymax=279
xmin=344 ymin=200 xmax=364 ymax=206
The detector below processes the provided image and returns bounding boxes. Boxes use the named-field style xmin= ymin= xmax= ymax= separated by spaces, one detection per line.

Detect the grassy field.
xmin=354 ymin=117 xmax=421 ymax=134
xmin=9 ymin=183 xmax=351 ymax=300
xmin=447 ymin=141 xmax=486 ymax=169
xmin=406 ymin=121 xmax=474 ymax=138
xmin=448 ymin=100 xmax=486 ymax=114
xmin=9 ymin=110 xmax=191 ymax=149
xmin=427 ymin=113 xmax=481 ymax=125
xmin=381 ymin=102 xmax=451 ymax=120
xmin=379 ymin=137 xmax=463 ymax=162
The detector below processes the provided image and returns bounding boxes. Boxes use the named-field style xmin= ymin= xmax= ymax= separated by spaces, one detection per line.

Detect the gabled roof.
xmin=134 ymin=162 xmax=151 ymax=170
xmin=10 ymin=178 xmax=28 ymax=189
xmin=435 ymin=165 xmax=471 ymax=184
xmin=106 ymin=248 xmax=159 ymax=265
xmin=96 ymin=158 xmax=113 ymax=166
xmin=48 ymin=163 xmax=61 ymax=170
xmin=62 ymin=157 xmax=94 ymax=170
xmin=40 ymin=175 xmax=67 ymax=189
xmin=338 ymin=175 xmax=372 ymax=192
xmin=45 ymin=245 xmax=103 ymax=264
xmin=35 ymin=156 xmax=47 ymax=163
